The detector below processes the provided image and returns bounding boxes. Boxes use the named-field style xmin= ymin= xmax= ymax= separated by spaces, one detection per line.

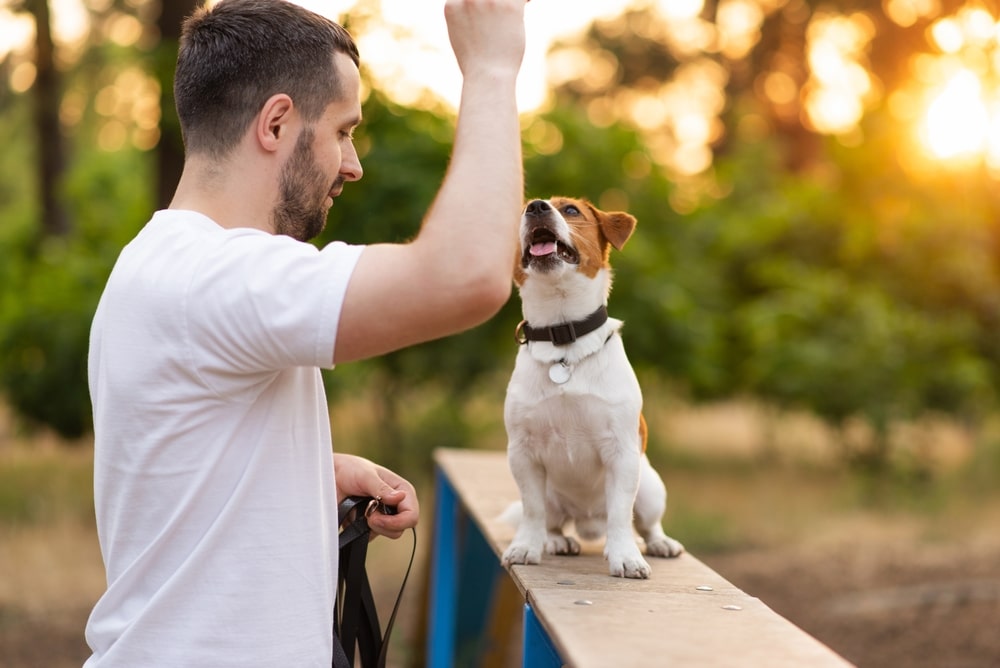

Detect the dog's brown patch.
xmin=515 ymin=197 xmax=637 ymax=283
xmin=639 ymin=413 xmax=648 ymax=454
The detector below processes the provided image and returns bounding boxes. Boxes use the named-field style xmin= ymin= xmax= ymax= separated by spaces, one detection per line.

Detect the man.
xmin=84 ymin=0 xmax=526 ymax=665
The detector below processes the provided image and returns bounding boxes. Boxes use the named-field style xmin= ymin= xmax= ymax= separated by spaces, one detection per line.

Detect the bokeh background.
xmin=2 ymin=0 xmax=1000 ymax=665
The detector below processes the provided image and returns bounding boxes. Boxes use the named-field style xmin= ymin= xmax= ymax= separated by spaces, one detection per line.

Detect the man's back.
xmin=86 ymin=210 xmax=362 ymax=666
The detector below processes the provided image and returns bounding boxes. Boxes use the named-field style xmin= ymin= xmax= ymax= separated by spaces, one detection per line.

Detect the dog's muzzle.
xmin=521 ymin=200 xmax=579 ymax=268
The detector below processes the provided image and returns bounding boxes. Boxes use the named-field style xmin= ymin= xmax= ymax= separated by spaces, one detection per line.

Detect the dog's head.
xmin=514 ymin=197 xmax=637 ymax=287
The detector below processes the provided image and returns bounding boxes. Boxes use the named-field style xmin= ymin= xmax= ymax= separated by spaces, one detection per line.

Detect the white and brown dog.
xmin=501 ymin=197 xmax=684 ymax=579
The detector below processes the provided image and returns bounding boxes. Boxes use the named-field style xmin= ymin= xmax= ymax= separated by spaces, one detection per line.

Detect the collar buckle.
xmin=547 ymin=322 xmax=578 ymax=345
xmin=520 ymin=305 xmax=609 ymax=347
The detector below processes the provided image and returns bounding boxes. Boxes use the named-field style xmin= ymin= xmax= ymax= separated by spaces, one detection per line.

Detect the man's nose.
xmin=341 ymin=141 xmax=363 ymax=182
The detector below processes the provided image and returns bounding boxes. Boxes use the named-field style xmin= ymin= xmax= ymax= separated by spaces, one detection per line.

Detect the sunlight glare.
xmin=3 ymin=0 xmax=644 ymax=115
xmin=51 ymin=0 xmax=89 ymax=46
xmin=298 ymin=0 xmax=643 ymax=113
xmin=655 ymin=0 xmax=704 ymax=21
xmin=10 ymin=61 xmax=37 ymax=93
xmin=547 ymin=47 xmax=593 ymax=87
xmin=803 ymin=12 xmax=876 ymax=135
xmin=884 ymin=0 xmax=939 ymax=28
xmin=625 ymin=57 xmax=726 ymax=176
xmin=921 ymin=69 xmax=989 ymax=159
xmin=911 ymin=7 xmax=1000 ymax=172
xmin=0 ymin=10 xmax=33 ymax=57
xmin=762 ymin=70 xmax=797 ymax=105
xmin=960 ymin=7 xmax=995 ymax=44
xmin=930 ymin=18 xmax=964 ymax=53
xmin=716 ymin=0 xmax=764 ymax=60
xmin=987 ymin=117 xmax=1000 ymax=173
xmin=107 ymin=13 xmax=144 ymax=47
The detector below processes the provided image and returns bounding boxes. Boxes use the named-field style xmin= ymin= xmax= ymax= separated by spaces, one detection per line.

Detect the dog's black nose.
xmin=525 ymin=199 xmax=551 ymax=216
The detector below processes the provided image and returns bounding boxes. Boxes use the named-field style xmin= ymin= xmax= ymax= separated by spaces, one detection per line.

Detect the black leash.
xmin=333 ymin=496 xmax=416 ymax=668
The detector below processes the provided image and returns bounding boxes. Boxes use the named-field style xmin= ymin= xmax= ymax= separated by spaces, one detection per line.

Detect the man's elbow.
xmin=457 ymin=271 xmax=513 ymax=326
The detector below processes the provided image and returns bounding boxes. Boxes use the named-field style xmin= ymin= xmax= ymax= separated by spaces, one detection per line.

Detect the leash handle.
xmin=334 ymin=496 xmax=416 ymax=668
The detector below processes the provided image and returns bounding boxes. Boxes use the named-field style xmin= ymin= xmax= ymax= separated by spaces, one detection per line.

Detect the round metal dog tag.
xmin=548 ymin=361 xmax=571 ymax=384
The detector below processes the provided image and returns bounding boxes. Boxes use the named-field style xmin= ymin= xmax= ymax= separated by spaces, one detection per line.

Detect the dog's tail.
xmin=496 ymin=501 xmax=522 ymax=526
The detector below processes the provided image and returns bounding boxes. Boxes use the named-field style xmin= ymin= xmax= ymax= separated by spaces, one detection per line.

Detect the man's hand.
xmin=334 ymin=454 xmax=419 ymax=539
xmin=445 ymin=0 xmax=527 ymax=78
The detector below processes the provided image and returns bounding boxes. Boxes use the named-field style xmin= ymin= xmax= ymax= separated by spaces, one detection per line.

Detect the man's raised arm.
xmin=333 ymin=0 xmax=527 ymax=364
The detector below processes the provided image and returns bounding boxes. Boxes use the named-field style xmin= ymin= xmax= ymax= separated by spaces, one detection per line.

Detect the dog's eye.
xmin=562 ymin=205 xmax=580 ymax=216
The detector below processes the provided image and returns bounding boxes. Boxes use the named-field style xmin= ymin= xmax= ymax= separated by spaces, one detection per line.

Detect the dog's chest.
xmin=504 ymin=338 xmax=642 ymax=452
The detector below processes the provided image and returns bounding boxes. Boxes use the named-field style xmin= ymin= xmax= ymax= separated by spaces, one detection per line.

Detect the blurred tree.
xmin=155 ymin=0 xmax=196 ymax=209
xmin=0 ymin=0 xmax=159 ymax=438
xmin=14 ymin=0 xmax=68 ymax=236
xmin=536 ymin=0 xmax=1000 ymax=470
xmin=2 ymin=0 xmax=1000 ymax=474
xmin=546 ymin=0 xmax=981 ymax=176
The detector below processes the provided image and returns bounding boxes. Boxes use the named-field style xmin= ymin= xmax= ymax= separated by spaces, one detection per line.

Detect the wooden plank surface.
xmin=434 ymin=447 xmax=853 ymax=668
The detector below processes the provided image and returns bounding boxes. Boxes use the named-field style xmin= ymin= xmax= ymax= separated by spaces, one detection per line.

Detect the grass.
xmin=0 ymin=444 xmax=94 ymax=526
xmin=3 ymin=388 xmax=1000 ymax=549
xmin=4 ymin=393 xmax=1000 ymax=667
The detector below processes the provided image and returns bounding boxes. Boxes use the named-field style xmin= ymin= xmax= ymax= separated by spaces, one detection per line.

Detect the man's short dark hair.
xmin=174 ymin=0 xmax=360 ymax=158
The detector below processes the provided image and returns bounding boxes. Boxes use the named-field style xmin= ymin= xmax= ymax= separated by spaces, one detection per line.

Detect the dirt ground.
xmin=3 ymin=402 xmax=998 ymax=668
xmin=3 ymin=515 xmax=1000 ymax=667
xmin=705 ymin=525 xmax=1000 ymax=668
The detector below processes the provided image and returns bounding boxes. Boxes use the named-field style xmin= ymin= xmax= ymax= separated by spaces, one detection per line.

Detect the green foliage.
xmin=4 ymin=12 xmax=1000 ymax=478
xmin=0 ymin=96 xmax=150 ymax=438
xmin=735 ymin=273 xmax=989 ymax=425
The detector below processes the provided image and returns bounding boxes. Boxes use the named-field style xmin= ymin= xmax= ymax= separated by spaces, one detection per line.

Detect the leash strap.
xmin=333 ymin=496 xmax=416 ymax=668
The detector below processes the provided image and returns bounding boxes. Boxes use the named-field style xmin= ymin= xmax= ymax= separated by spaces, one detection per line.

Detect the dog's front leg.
xmin=604 ymin=453 xmax=651 ymax=578
xmin=502 ymin=452 xmax=548 ymax=567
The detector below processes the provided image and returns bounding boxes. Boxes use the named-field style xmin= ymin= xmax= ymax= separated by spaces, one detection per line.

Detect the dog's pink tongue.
xmin=530 ymin=241 xmax=557 ymax=257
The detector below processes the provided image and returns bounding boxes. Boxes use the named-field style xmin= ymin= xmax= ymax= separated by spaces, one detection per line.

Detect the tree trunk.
xmin=28 ymin=0 xmax=68 ymax=236
xmin=155 ymin=0 xmax=197 ymax=210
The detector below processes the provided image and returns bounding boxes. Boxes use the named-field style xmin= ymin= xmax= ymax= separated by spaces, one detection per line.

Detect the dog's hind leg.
xmin=634 ymin=461 xmax=684 ymax=558
xmin=544 ymin=499 xmax=580 ymax=556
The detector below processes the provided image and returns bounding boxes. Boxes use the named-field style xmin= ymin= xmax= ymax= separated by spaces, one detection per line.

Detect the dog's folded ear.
xmin=599 ymin=211 xmax=638 ymax=251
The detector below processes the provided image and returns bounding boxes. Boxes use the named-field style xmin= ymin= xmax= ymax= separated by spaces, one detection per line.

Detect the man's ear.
xmin=255 ymin=93 xmax=295 ymax=153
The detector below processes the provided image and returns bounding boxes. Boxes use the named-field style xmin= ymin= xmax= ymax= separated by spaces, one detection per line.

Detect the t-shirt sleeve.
xmin=186 ymin=233 xmax=364 ymax=395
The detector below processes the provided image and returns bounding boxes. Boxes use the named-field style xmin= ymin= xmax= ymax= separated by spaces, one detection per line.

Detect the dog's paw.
xmin=502 ymin=543 xmax=542 ymax=567
xmin=646 ymin=535 xmax=685 ymax=558
xmin=606 ymin=544 xmax=651 ymax=579
xmin=608 ymin=552 xmax=651 ymax=579
xmin=545 ymin=534 xmax=581 ymax=556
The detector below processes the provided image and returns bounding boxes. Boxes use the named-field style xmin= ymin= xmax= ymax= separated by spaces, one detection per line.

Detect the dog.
xmin=501 ymin=197 xmax=684 ymax=579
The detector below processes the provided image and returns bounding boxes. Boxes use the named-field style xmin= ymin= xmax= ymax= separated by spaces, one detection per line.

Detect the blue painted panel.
xmin=427 ymin=468 xmax=459 ymax=668
xmin=454 ymin=510 xmax=507 ymax=666
xmin=427 ymin=464 xmax=532 ymax=667
xmin=523 ymin=603 xmax=563 ymax=668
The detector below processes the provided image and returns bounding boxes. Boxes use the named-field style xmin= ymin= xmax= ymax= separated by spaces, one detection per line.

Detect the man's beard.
xmin=272 ymin=126 xmax=335 ymax=242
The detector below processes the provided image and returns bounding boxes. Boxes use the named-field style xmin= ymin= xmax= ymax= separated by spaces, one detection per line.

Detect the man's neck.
xmin=169 ymin=154 xmax=275 ymax=235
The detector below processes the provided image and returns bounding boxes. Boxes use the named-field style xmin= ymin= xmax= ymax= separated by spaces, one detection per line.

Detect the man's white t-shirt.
xmin=85 ymin=209 xmax=364 ymax=667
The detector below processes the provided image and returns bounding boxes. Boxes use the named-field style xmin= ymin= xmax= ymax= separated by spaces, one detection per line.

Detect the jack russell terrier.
xmin=501 ymin=197 xmax=684 ymax=579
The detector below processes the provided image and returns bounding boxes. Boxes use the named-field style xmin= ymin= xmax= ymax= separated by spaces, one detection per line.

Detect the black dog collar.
xmin=516 ymin=305 xmax=609 ymax=346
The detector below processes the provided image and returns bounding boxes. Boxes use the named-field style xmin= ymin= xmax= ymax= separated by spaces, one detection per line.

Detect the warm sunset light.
xmin=10 ymin=0 xmax=1000 ymax=178
xmin=299 ymin=0 xmax=642 ymax=112
xmin=921 ymin=69 xmax=989 ymax=159
xmin=803 ymin=12 xmax=876 ymax=136
xmin=906 ymin=6 xmax=1000 ymax=171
